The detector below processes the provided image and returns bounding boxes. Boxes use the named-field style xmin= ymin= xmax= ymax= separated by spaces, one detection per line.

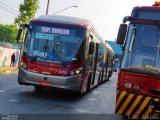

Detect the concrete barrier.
xmin=0 ymin=46 xmax=20 ymax=67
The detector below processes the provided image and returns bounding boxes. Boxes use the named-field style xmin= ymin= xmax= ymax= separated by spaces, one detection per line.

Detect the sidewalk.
xmin=0 ymin=66 xmax=18 ymax=75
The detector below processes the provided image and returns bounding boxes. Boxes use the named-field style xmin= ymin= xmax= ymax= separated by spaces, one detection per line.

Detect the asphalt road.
xmin=0 ymin=72 xmax=123 ymax=120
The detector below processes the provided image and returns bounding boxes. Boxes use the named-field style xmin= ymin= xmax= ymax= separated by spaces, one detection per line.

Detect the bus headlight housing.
xmin=20 ymin=61 xmax=27 ymax=69
xmin=133 ymin=85 xmax=140 ymax=91
xmin=124 ymin=82 xmax=132 ymax=89
xmin=69 ymin=68 xmax=83 ymax=76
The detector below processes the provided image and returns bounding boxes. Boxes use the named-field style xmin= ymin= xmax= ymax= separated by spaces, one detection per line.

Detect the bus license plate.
xmin=39 ymin=81 xmax=52 ymax=87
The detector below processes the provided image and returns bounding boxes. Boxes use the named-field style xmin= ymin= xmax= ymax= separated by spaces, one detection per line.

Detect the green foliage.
xmin=0 ymin=24 xmax=17 ymax=43
xmin=15 ymin=0 xmax=39 ymax=26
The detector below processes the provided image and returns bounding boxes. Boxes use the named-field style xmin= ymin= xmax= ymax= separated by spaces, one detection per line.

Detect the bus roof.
xmin=133 ymin=6 xmax=160 ymax=11
xmin=31 ymin=15 xmax=92 ymax=29
xmin=131 ymin=6 xmax=160 ymax=21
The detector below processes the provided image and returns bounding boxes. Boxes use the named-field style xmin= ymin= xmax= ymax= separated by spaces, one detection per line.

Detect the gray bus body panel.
xmin=18 ymin=67 xmax=82 ymax=92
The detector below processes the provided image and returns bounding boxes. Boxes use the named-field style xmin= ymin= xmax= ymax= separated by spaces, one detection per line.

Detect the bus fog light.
xmin=69 ymin=71 xmax=75 ymax=76
xmin=133 ymin=85 xmax=140 ymax=91
xmin=20 ymin=61 xmax=27 ymax=69
xmin=124 ymin=83 xmax=132 ymax=89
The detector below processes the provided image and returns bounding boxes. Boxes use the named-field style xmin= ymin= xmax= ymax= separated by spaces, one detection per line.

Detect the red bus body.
xmin=17 ymin=15 xmax=114 ymax=94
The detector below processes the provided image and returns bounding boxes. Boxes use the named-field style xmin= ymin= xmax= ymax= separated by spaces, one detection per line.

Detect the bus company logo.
xmin=44 ymin=77 xmax=48 ymax=81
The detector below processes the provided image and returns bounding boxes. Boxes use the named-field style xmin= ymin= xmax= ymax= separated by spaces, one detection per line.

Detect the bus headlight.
xmin=124 ymin=82 xmax=132 ymax=89
xmin=75 ymin=69 xmax=81 ymax=74
xmin=69 ymin=68 xmax=82 ymax=76
xmin=20 ymin=61 xmax=27 ymax=69
xmin=133 ymin=85 xmax=140 ymax=91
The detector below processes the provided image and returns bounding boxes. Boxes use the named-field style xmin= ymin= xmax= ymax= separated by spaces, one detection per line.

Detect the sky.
xmin=0 ymin=0 xmax=156 ymax=41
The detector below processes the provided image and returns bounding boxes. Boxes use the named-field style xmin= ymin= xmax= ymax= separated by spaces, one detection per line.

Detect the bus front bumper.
xmin=18 ymin=67 xmax=82 ymax=92
xmin=116 ymin=90 xmax=160 ymax=117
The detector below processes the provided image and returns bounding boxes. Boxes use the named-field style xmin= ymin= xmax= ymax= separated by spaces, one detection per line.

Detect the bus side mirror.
xmin=16 ymin=27 xmax=22 ymax=42
xmin=89 ymin=41 xmax=94 ymax=54
xmin=123 ymin=16 xmax=131 ymax=24
xmin=16 ymin=24 xmax=30 ymax=42
xmin=116 ymin=24 xmax=128 ymax=45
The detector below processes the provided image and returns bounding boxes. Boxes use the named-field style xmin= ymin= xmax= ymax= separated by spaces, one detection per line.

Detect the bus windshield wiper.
xmin=128 ymin=65 xmax=160 ymax=75
xmin=128 ymin=26 xmax=136 ymax=52
xmin=31 ymin=56 xmax=41 ymax=63
xmin=31 ymin=57 xmax=37 ymax=62
xmin=143 ymin=65 xmax=160 ymax=73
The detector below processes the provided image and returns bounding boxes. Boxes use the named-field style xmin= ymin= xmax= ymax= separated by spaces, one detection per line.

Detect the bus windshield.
xmin=121 ymin=23 xmax=160 ymax=73
xmin=24 ymin=21 xmax=85 ymax=64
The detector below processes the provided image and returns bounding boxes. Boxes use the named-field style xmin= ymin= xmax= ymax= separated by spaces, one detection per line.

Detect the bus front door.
xmin=90 ymin=43 xmax=99 ymax=86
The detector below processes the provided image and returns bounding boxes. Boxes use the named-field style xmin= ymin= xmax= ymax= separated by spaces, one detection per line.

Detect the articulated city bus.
xmin=115 ymin=2 xmax=160 ymax=118
xmin=16 ymin=15 xmax=114 ymax=94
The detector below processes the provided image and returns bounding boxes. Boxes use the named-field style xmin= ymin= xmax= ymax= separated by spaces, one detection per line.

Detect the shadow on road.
xmin=16 ymin=79 xmax=112 ymax=102
xmin=17 ymin=87 xmax=88 ymax=102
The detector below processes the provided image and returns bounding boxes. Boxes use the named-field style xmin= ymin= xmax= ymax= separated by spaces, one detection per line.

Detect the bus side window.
xmin=97 ymin=43 xmax=105 ymax=70
xmin=89 ymin=41 xmax=94 ymax=54
xmin=89 ymin=35 xmax=94 ymax=55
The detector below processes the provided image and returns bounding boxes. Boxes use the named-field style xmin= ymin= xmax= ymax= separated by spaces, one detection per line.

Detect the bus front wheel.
xmin=86 ymin=74 xmax=92 ymax=92
xmin=34 ymin=86 xmax=43 ymax=91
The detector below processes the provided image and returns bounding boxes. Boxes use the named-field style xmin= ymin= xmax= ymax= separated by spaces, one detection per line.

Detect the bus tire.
xmin=86 ymin=74 xmax=92 ymax=92
xmin=34 ymin=86 xmax=43 ymax=91
xmin=123 ymin=116 xmax=128 ymax=120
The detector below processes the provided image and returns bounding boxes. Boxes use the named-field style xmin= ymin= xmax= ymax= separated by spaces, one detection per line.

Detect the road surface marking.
xmin=75 ymin=108 xmax=90 ymax=113
xmin=87 ymin=98 xmax=97 ymax=101
xmin=0 ymin=90 xmax=5 ymax=93
xmin=109 ymin=83 xmax=116 ymax=86
xmin=92 ymin=91 xmax=100 ymax=94
xmin=9 ymin=99 xmax=19 ymax=103
xmin=112 ymin=75 xmax=118 ymax=78
xmin=98 ymin=87 xmax=106 ymax=90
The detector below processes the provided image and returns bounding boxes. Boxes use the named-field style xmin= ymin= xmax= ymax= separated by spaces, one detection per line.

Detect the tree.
xmin=15 ymin=0 xmax=39 ymax=26
xmin=0 ymin=24 xmax=17 ymax=43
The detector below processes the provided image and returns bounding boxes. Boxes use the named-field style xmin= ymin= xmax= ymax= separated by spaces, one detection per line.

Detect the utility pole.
xmin=52 ymin=6 xmax=78 ymax=15
xmin=46 ymin=0 xmax=50 ymax=15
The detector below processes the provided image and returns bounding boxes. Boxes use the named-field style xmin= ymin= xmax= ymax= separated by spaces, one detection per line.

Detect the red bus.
xmin=115 ymin=2 xmax=160 ymax=118
xmin=16 ymin=15 xmax=114 ymax=94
